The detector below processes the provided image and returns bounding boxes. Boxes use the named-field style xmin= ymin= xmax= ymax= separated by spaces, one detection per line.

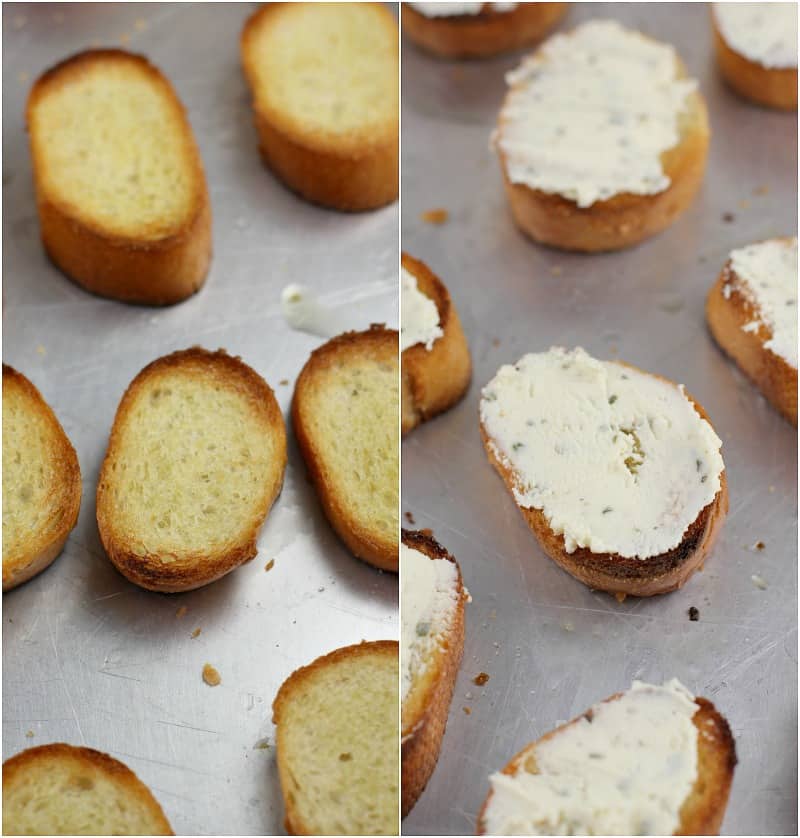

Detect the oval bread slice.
xmin=3 ymin=743 xmax=173 ymax=835
xmin=27 ymin=49 xmax=211 ymax=305
xmin=402 ymin=253 xmax=471 ymax=435
xmin=3 ymin=366 xmax=81 ymax=592
xmin=96 ymin=348 xmax=287 ymax=592
xmin=241 ymin=2 xmax=399 ymax=211
xmin=272 ymin=640 xmax=400 ymax=836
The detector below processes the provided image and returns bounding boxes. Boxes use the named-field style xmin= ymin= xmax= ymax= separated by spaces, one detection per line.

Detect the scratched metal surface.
xmin=401 ymin=3 xmax=797 ymax=835
xmin=2 ymin=3 xmax=398 ymax=835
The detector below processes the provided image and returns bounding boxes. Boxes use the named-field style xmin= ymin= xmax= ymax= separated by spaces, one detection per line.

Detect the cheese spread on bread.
xmin=495 ymin=20 xmax=697 ymax=208
xmin=480 ymin=347 xmax=723 ymax=559
xmin=484 ymin=679 xmax=699 ymax=836
xmin=401 ymin=267 xmax=443 ymax=352
xmin=724 ymin=238 xmax=798 ymax=369
xmin=713 ymin=3 xmax=798 ymax=69
xmin=410 ymin=3 xmax=518 ymax=17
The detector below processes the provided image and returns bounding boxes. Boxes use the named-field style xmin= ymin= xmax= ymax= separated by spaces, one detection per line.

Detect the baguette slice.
xmin=477 ymin=683 xmax=736 ymax=836
xmin=292 ymin=326 xmax=399 ymax=571
xmin=241 ymin=3 xmax=399 ymax=211
xmin=402 ymin=253 xmax=471 ymax=435
xmin=401 ymin=530 xmax=468 ymax=818
xmin=706 ymin=239 xmax=798 ymax=425
xmin=3 ymin=366 xmax=81 ymax=592
xmin=96 ymin=348 xmax=286 ymax=592
xmin=272 ymin=640 xmax=400 ymax=836
xmin=27 ymin=49 xmax=211 ymax=305
xmin=3 ymin=743 xmax=173 ymax=835
xmin=402 ymin=3 xmax=567 ymax=59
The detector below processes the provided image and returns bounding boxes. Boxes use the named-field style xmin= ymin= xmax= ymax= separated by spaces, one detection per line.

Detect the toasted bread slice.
xmin=706 ymin=237 xmax=798 ymax=425
xmin=272 ymin=640 xmax=399 ymax=836
xmin=402 ymin=3 xmax=567 ymax=59
xmin=494 ymin=21 xmax=709 ymax=252
xmin=292 ymin=326 xmax=399 ymax=571
xmin=26 ymin=49 xmax=211 ymax=305
xmin=96 ymin=348 xmax=286 ymax=592
xmin=402 ymin=254 xmax=472 ymax=436
xmin=3 ymin=366 xmax=81 ymax=592
xmin=241 ymin=3 xmax=398 ymax=211
xmin=477 ymin=681 xmax=736 ymax=835
xmin=712 ymin=4 xmax=798 ymax=111
xmin=3 ymin=743 xmax=173 ymax=835
xmin=401 ymin=530 xmax=468 ymax=818
xmin=480 ymin=348 xmax=728 ymax=598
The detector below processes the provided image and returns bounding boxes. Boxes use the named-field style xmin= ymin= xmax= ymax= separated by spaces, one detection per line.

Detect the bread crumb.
xmin=253 ymin=737 xmax=270 ymax=750
xmin=492 ymin=338 xmax=501 ymax=348
xmin=134 ymin=18 xmax=148 ymax=31
xmin=751 ymin=574 xmax=768 ymax=590
xmin=175 ymin=606 xmax=187 ymax=619
xmin=755 ymin=541 xmax=765 ymax=551
xmin=688 ymin=606 xmax=700 ymax=621
xmin=473 ymin=672 xmax=490 ymax=686
xmin=754 ymin=185 xmax=769 ymax=196
xmin=738 ymin=199 xmax=750 ymax=210
xmin=25 ymin=730 xmax=34 ymax=738
xmin=463 ymin=706 xmax=472 ymax=715
xmin=562 ymin=621 xmax=574 ymax=632
xmin=722 ymin=212 xmax=735 ymax=223
xmin=614 ymin=592 xmax=626 ymax=603
xmin=279 ymin=379 xmax=289 ymax=386
xmin=338 ymin=752 xmax=352 ymax=761
xmin=191 ymin=628 xmax=202 ymax=639
xmin=35 ymin=344 xmax=46 ymax=355
xmin=550 ymin=265 xmax=563 ymax=276
xmin=265 ymin=559 xmax=275 ymax=572
xmin=421 ymin=208 xmax=448 ymax=225
xmin=404 ymin=511 xmax=415 ymax=525
xmin=202 ymin=663 xmax=221 ymax=686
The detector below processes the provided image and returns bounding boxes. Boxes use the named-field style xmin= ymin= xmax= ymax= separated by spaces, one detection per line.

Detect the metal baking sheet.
xmin=2 ymin=4 xmax=398 ymax=835
xmin=401 ymin=3 xmax=797 ymax=835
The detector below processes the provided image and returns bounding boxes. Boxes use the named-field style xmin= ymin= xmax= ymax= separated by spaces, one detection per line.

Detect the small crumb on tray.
xmin=253 ymin=737 xmax=270 ymax=750
xmin=265 ymin=559 xmax=275 ymax=572
xmin=134 ymin=18 xmax=148 ymax=31
xmin=404 ymin=511 xmax=416 ymax=525
xmin=338 ymin=752 xmax=352 ymax=761
xmin=722 ymin=212 xmax=735 ymax=223
xmin=463 ymin=706 xmax=472 ymax=715
xmin=25 ymin=730 xmax=34 ymax=738
xmin=751 ymin=574 xmax=768 ymax=590
xmin=421 ymin=208 xmax=448 ymax=225
xmin=191 ymin=628 xmax=202 ymax=639
xmin=755 ymin=541 xmax=765 ymax=551
xmin=492 ymin=338 xmax=501 ymax=348
xmin=754 ymin=185 xmax=769 ymax=196
xmin=175 ymin=606 xmax=187 ymax=619
xmin=473 ymin=672 xmax=490 ymax=686
xmin=615 ymin=592 xmax=626 ymax=603
xmin=279 ymin=379 xmax=289 ymax=386
xmin=202 ymin=663 xmax=221 ymax=686
xmin=35 ymin=344 xmax=45 ymax=355
xmin=688 ymin=606 xmax=700 ymax=621
xmin=550 ymin=265 xmax=563 ymax=276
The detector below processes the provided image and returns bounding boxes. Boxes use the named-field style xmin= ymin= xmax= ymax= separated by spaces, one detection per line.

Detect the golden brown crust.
xmin=480 ymin=364 xmax=728 ymax=597
xmin=96 ymin=348 xmax=287 ymax=593
xmin=26 ymin=49 xmax=212 ymax=305
xmin=401 ymin=530 xmax=466 ymax=817
xmin=402 ymin=3 xmax=567 ymax=59
xmin=241 ymin=4 xmax=399 ymax=212
xmin=476 ymin=693 xmax=736 ymax=835
xmin=402 ymin=253 xmax=472 ymax=435
xmin=706 ymin=260 xmax=798 ymax=426
xmin=2 ymin=366 xmax=82 ymax=593
xmin=292 ymin=326 xmax=399 ymax=572
xmin=712 ymin=14 xmax=798 ymax=111
xmin=2 ymin=743 xmax=174 ymax=835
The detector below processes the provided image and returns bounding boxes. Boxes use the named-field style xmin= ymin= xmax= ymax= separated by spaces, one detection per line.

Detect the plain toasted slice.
xmin=292 ymin=326 xmax=399 ymax=571
xmin=401 ymin=530 xmax=468 ymax=818
xmin=272 ymin=640 xmax=400 ymax=836
xmin=402 ymin=253 xmax=471 ymax=436
xmin=477 ymin=684 xmax=736 ymax=836
xmin=3 ymin=366 xmax=81 ymax=592
xmin=3 ymin=743 xmax=173 ymax=835
xmin=27 ymin=49 xmax=211 ymax=305
xmin=706 ymin=238 xmax=798 ymax=425
xmin=402 ymin=3 xmax=567 ymax=59
xmin=96 ymin=348 xmax=286 ymax=592
xmin=241 ymin=3 xmax=398 ymax=211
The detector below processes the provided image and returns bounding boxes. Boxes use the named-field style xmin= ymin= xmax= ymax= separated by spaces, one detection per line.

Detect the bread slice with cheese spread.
xmin=272 ymin=640 xmax=399 ymax=836
xmin=3 ymin=743 xmax=173 ymax=835
xmin=477 ymin=680 xmax=736 ymax=835
xmin=706 ymin=237 xmax=798 ymax=425
xmin=27 ymin=49 xmax=211 ymax=305
xmin=402 ymin=3 xmax=567 ymax=60
xmin=711 ymin=3 xmax=798 ymax=111
xmin=96 ymin=348 xmax=287 ymax=592
xmin=292 ymin=326 xmax=399 ymax=571
xmin=494 ymin=21 xmax=709 ymax=252
xmin=480 ymin=347 xmax=728 ymax=598
xmin=402 ymin=253 xmax=471 ymax=435
xmin=3 ymin=366 xmax=81 ymax=592
xmin=401 ymin=529 xmax=468 ymax=817
xmin=241 ymin=3 xmax=399 ymax=211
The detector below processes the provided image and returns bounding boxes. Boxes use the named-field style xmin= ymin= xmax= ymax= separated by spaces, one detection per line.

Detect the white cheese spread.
xmin=483 ymin=679 xmax=699 ymax=836
xmin=495 ymin=20 xmax=698 ymax=208
xmin=713 ymin=3 xmax=798 ymax=69
xmin=401 ymin=266 xmax=443 ymax=352
xmin=410 ymin=3 xmax=518 ymax=17
xmin=724 ymin=237 xmax=798 ymax=369
xmin=480 ymin=347 xmax=724 ymax=559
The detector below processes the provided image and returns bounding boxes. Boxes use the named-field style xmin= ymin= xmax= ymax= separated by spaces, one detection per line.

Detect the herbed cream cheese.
xmin=495 ymin=20 xmax=697 ymax=208
xmin=410 ymin=3 xmax=518 ymax=17
xmin=713 ymin=3 xmax=798 ymax=69
xmin=401 ymin=266 xmax=443 ymax=352
xmin=724 ymin=237 xmax=798 ymax=369
xmin=480 ymin=347 xmax=724 ymax=559
xmin=400 ymin=543 xmax=459 ymax=704
xmin=484 ymin=679 xmax=699 ymax=836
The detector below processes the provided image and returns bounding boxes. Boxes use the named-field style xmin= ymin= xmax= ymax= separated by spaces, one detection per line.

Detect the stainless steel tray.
xmin=401 ymin=3 xmax=797 ymax=835
xmin=2 ymin=4 xmax=398 ymax=834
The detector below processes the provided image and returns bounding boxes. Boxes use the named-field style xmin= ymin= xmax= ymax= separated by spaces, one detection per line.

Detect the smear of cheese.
xmin=410 ymin=3 xmax=517 ymax=17
xmin=714 ymin=3 xmax=798 ymax=69
xmin=401 ymin=267 xmax=443 ymax=352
